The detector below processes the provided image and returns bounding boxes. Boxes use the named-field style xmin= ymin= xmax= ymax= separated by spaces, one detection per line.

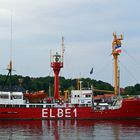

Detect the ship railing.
xmin=109 ymin=99 xmax=122 ymax=109
xmin=54 ymin=103 xmax=92 ymax=108
xmin=0 ymin=102 xmax=92 ymax=108
xmin=26 ymin=103 xmax=92 ymax=108
xmin=0 ymin=103 xmax=55 ymax=108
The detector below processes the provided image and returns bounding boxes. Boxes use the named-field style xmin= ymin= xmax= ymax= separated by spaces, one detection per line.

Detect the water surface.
xmin=0 ymin=120 xmax=140 ymax=140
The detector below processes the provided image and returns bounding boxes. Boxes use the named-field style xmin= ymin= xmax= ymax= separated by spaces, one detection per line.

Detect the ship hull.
xmin=0 ymin=99 xmax=140 ymax=120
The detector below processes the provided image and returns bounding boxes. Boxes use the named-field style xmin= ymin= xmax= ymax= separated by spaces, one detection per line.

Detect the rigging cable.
xmin=120 ymin=60 xmax=138 ymax=84
xmin=122 ymin=49 xmax=140 ymax=84
xmin=95 ymin=55 xmax=112 ymax=82
xmin=123 ymin=49 xmax=140 ymax=68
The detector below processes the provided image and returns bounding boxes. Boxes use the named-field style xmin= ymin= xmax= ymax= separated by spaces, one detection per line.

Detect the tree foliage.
xmin=125 ymin=84 xmax=140 ymax=95
xmin=0 ymin=74 xmax=140 ymax=95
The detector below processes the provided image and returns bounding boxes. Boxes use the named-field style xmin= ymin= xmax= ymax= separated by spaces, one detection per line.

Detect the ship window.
xmin=13 ymin=95 xmax=22 ymax=99
xmin=86 ymin=95 xmax=91 ymax=98
xmin=0 ymin=94 xmax=9 ymax=99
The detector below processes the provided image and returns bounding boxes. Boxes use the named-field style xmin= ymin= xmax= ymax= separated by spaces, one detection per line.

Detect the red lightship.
xmin=0 ymin=35 xmax=140 ymax=120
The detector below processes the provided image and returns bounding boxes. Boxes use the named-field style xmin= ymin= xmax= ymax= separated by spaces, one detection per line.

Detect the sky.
xmin=0 ymin=0 xmax=140 ymax=87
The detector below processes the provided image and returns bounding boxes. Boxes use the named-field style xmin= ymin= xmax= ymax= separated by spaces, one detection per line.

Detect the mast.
xmin=2 ymin=14 xmax=14 ymax=92
xmin=112 ymin=32 xmax=123 ymax=96
xmin=9 ymin=13 xmax=13 ymax=92
xmin=51 ymin=37 xmax=64 ymax=100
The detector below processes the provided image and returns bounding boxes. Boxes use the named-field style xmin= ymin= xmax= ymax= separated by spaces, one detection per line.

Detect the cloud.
xmin=0 ymin=0 xmax=140 ymax=87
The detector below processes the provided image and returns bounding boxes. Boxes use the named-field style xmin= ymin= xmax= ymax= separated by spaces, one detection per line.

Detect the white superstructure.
xmin=0 ymin=91 xmax=24 ymax=104
xmin=70 ymin=90 xmax=92 ymax=105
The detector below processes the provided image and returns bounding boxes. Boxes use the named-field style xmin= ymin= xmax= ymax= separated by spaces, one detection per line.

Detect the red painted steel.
xmin=0 ymin=99 xmax=140 ymax=120
xmin=51 ymin=62 xmax=63 ymax=100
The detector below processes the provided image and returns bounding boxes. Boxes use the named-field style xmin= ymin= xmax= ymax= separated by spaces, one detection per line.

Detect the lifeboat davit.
xmin=24 ymin=90 xmax=47 ymax=103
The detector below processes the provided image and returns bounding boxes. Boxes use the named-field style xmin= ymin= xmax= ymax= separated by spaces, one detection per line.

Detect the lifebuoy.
xmin=57 ymin=98 xmax=64 ymax=105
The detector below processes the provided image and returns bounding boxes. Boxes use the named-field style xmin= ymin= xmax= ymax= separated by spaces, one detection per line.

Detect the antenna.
xmin=7 ymin=12 xmax=13 ymax=73
xmin=10 ymin=12 xmax=13 ymax=62
xmin=50 ymin=49 xmax=52 ymax=66
xmin=61 ymin=36 xmax=65 ymax=60
xmin=3 ymin=12 xmax=14 ymax=91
